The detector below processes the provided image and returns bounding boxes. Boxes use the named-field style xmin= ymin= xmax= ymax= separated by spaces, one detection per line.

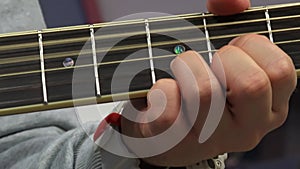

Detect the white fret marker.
xmin=202 ymin=13 xmax=213 ymax=64
xmin=38 ymin=30 xmax=48 ymax=104
xmin=265 ymin=8 xmax=274 ymax=43
xmin=90 ymin=25 xmax=101 ymax=96
xmin=145 ymin=19 xmax=156 ymax=85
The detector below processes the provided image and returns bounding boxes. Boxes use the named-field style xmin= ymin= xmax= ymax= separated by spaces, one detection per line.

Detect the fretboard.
xmin=1 ymin=3 xmax=300 ymax=116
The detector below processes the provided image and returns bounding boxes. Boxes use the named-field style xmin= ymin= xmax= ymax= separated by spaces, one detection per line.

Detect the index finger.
xmin=207 ymin=0 xmax=251 ymax=15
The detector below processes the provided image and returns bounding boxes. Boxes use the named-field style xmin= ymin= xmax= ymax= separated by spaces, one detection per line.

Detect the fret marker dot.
xmin=174 ymin=45 xmax=186 ymax=55
xmin=63 ymin=58 xmax=74 ymax=67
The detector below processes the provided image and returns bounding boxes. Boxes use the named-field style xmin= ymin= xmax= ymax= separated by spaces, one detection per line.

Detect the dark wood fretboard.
xmin=1 ymin=3 xmax=300 ymax=116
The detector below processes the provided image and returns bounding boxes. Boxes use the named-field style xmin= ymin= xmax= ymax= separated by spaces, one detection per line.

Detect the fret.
xmin=149 ymin=15 xmax=207 ymax=80
xmin=145 ymin=19 xmax=156 ymax=84
xmin=43 ymin=28 xmax=96 ymax=102
xmin=202 ymin=13 xmax=213 ymax=64
xmin=185 ymin=16 xmax=211 ymax=63
xmin=0 ymin=33 xmax=43 ymax=109
xmin=90 ymin=25 xmax=101 ymax=96
xmin=265 ymin=8 xmax=274 ymax=43
xmin=96 ymin=23 xmax=152 ymax=95
xmin=38 ymin=31 xmax=48 ymax=103
xmin=269 ymin=4 xmax=300 ymax=69
xmin=206 ymin=9 xmax=269 ymax=50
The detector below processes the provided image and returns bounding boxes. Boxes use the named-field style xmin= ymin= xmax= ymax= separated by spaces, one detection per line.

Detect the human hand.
xmin=120 ymin=0 xmax=297 ymax=167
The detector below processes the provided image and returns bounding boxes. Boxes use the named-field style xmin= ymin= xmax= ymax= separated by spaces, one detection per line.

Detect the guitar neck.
xmin=1 ymin=3 xmax=300 ymax=116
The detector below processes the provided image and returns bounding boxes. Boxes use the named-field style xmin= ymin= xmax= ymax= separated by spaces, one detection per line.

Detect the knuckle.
xmin=154 ymin=79 xmax=178 ymax=90
xmin=240 ymin=34 xmax=258 ymax=42
xmin=197 ymin=77 xmax=220 ymax=104
xmin=198 ymin=79 xmax=212 ymax=98
xmin=154 ymin=78 xmax=169 ymax=86
xmin=244 ymin=34 xmax=269 ymax=41
xmin=234 ymin=34 xmax=269 ymax=47
xmin=183 ymin=83 xmax=201 ymax=103
xmin=269 ymin=57 xmax=295 ymax=83
xmin=202 ymin=76 xmax=220 ymax=95
xmin=217 ymin=45 xmax=236 ymax=56
xmin=238 ymin=71 xmax=269 ymax=97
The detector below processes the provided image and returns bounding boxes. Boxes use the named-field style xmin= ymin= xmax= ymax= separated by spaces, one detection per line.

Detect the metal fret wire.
xmin=145 ymin=19 xmax=156 ymax=85
xmin=202 ymin=13 xmax=213 ymax=64
xmin=265 ymin=8 xmax=274 ymax=42
xmin=90 ymin=24 xmax=101 ymax=96
xmin=38 ymin=31 xmax=48 ymax=104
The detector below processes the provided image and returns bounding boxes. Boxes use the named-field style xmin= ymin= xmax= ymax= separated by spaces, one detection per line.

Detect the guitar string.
xmin=0 ymin=13 xmax=300 ymax=52
xmin=0 ymin=5 xmax=299 ymax=76
xmin=0 ymin=25 xmax=300 ymax=66
xmin=1 ymin=46 xmax=299 ymax=96
xmin=0 ymin=37 xmax=299 ymax=79
xmin=1 ymin=3 xmax=300 ymax=113
xmin=1 ymin=47 xmax=300 ymax=110
xmin=1 ymin=37 xmax=300 ymax=79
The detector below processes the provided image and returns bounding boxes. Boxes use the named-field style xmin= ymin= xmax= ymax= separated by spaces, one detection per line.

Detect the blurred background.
xmin=39 ymin=0 xmax=299 ymax=26
xmin=38 ymin=0 xmax=300 ymax=168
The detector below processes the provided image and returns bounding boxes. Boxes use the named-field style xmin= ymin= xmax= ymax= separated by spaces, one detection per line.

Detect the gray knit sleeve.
xmin=0 ymin=109 xmax=98 ymax=169
xmin=0 ymin=108 xmax=141 ymax=169
xmin=0 ymin=107 xmax=226 ymax=169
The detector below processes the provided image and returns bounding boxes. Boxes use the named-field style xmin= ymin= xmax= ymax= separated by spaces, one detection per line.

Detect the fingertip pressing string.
xmin=93 ymin=112 xmax=122 ymax=141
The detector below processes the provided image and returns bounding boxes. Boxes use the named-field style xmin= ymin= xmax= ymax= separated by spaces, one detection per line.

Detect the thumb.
xmin=207 ymin=0 xmax=251 ymax=16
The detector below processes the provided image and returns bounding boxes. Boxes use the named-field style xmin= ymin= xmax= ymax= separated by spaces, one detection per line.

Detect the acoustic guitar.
xmin=0 ymin=2 xmax=299 ymax=116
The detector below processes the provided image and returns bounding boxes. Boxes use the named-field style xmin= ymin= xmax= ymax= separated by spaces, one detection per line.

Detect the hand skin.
xmin=120 ymin=0 xmax=297 ymax=167
xmin=207 ymin=0 xmax=251 ymax=16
